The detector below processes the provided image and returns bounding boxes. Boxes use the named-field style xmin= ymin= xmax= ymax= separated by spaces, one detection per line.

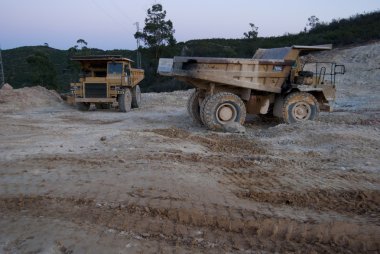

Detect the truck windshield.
xmin=108 ymin=63 xmax=123 ymax=75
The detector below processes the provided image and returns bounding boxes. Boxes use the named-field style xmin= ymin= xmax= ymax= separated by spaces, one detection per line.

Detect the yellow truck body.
xmin=158 ymin=45 xmax=345 ymax=130
xmin=70 ymin=55 xmax=144 ymax=112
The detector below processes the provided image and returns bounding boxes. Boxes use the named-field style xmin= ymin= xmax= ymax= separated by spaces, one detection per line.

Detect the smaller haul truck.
xmin=158 ymin=45 xmax=345 ymax=131
xmin=70 ymin=55 xmax=144 ymax=112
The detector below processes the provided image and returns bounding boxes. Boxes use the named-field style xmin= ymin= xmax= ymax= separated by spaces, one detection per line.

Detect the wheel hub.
xmin=292 ymin=102 xmax=311 ymax=120
xmin=217 ymin=103 xmax=237 ymax=122
xmin=219 ymin=106 xmax=233 ymax=121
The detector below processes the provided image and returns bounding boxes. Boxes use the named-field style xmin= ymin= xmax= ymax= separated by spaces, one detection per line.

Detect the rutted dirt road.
xmin=0 ymin=43 xmax=380 ymax=253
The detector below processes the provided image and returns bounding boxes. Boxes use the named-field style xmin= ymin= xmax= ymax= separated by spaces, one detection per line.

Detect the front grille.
xmin=85 ymin=83 xmax=107 ymax=98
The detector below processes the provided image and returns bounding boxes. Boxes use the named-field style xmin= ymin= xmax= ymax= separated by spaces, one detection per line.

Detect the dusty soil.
xmin=0 ymin=43 xmax=380 ymax=253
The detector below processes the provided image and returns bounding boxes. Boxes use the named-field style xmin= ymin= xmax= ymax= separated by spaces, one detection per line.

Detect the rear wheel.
xmin=187 ymin=89 xmax=203 ymax=124
xmin=202 ymin=92 xmax=246 ymax=131
xmin=118 ymin=89 xmax=132 ymax=112
xmin=282 ymin=92 xmax=319 ymax=123
xmin=131 ymin=85 xmax=141 ymax=108
xmin=200 ymin=94 xmax=212 ymax=125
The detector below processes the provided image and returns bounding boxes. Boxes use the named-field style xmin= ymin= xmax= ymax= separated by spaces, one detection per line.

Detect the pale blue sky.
xmin=0 ymin=0 xmax=379 ymax=50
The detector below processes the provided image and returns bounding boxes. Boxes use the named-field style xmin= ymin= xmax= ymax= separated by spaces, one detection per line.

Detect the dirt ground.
xmin=0 ymin=43 xmax=379 ymax=253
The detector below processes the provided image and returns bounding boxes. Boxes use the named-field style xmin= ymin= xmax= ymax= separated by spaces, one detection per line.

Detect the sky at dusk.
xmin=0 ymin=0 xmax=379 ymax=50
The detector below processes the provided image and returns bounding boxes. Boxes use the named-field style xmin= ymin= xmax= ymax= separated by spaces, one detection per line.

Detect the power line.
xmin=90 ymin=0 xmax=117 ymax=22
xmin=109 ymin=0 xmax=133 ymax=23
xmin=90 ymin=0 xmax=134 ymax=28
xmin=89 ymin=0 xmax=140 ymax=51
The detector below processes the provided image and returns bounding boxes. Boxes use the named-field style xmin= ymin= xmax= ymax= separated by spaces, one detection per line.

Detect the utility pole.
xmin=133 ymin=22 xmax=142 ymax=68
xmin=0 ymin=46 xmax=5 ymax=88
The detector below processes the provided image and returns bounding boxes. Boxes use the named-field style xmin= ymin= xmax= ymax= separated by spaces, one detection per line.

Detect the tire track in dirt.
xmin=0 ymin=153 xmax=148 ymax=171
xmin=150 ymin=128 xmax=266 ymax=154
xmin=58 ymin=115 xmax=124 ymax=125
xmin=221 ymin=165 xmax=380 ymax=189
xmin=1 ymin=195 xmax=379 ymax=253
xmin=147 ymin=127 xmax=302 ymax=171
xmin=145 ymin=152 xmax=290 ymax=169
xmin=236 ymin=189 xmax=380 ymax=215
xmin=221 ymin=165 xmax=380 ymax=215
xmin=2 ymin=128 xmax=378 ymax=220
xmin=1 ymin=127 xmax=337 ymax=175
xmin=0 ymin=147 xmax=290 ymax=173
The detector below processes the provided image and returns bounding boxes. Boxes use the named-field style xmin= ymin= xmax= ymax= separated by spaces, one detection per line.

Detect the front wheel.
xmin=202 ymin=92 xmax=246 ymax=131
xmin=118 ymin=89 xmax=132 ymax=112
xmin=282 ymin=92 xmax=319 ymax=123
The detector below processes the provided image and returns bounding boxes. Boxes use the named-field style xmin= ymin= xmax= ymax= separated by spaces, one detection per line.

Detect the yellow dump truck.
xmin=158 ymin=45 xmax=345 ymax=130
xmin=70 ymin=55 xmax=144 ymax=112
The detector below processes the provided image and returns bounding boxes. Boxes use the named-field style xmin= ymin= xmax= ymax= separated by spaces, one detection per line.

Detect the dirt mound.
xmin=0 ymin=85 xmax=63 ymax=112
xmin=1 ymin=83 xmax=13 ymax=90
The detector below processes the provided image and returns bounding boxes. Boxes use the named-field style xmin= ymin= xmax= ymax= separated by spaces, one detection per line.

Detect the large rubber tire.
xmin=131 ymin=85 xmax=141 ymax=108
xmin=202 ymin=92 xmax=246 ymax=131
xmin=187 ymin=89 xmax=203 ymax=124
xmin=200 ymin=94 xmax=212 ymax=125
xmin=118 ymin=88 xmax=132 ymax=112
xmin=282 ymin=92 xmax=319 ymax=123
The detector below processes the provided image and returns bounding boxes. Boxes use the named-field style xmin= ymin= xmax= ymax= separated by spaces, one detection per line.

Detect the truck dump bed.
xmin=158 ymin=45 xmax=332 ymax=94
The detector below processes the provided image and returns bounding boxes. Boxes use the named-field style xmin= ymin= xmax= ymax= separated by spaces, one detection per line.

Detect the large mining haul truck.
xmin=70 ymin=55 xmax=144 ymax=112
xmin=158 ymin=45 xmax=345 ymax=131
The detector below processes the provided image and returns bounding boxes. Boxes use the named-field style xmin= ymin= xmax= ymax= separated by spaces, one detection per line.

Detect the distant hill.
xmin=2 ymin=11 xmax=380 ymax=92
